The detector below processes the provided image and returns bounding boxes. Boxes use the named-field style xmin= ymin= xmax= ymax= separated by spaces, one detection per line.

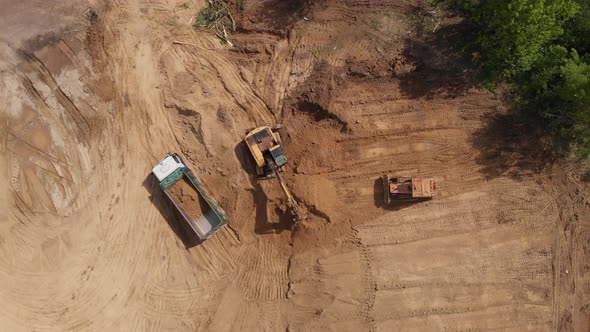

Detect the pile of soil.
xmin=167 ymin=177 xmax=210 ymax=220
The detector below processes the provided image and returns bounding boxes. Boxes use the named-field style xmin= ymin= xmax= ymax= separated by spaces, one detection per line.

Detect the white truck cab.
xmin=152 ymin=154 xmax=186 ymax=182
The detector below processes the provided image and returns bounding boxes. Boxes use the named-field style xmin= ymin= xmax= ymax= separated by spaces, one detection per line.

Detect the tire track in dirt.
xmin=286 ymin=236 xmax=371 ymax=331
xmin=2 ymin=44 xmax=95 ymax=216
xmin=232 ymin=300 xmax=283 ymax=331
xmin=230 ymin=33 xmax=296 ymax=115
xmin=377 ymin=304 xmax=551 ymax=331
xmin=279 ymin=4 xmax=561 ymax=327
xmin=356 ymin=179 xmax=556 ymax=246
xmin=356 ymin=234 xmax=378 ymax=332
xmin=1 ymin=0 xmax=588 ymax=330
xmin=1 ymin=0 xmax=255 ymax=329
xmin=24 ymin=53 xmax=92 ymax=141
xmin=235 ymin=238 xmax=290 ymax=301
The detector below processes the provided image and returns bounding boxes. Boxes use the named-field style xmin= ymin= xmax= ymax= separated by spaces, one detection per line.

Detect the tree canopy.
xmin=438 ymin=0 xmax=590 ymax=158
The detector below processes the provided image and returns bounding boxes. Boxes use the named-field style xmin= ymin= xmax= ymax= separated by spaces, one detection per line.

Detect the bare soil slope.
xmin=1 ymin=0 xmax=590 ymax=331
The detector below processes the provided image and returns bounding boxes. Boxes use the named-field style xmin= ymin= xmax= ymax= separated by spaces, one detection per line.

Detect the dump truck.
xmin=383 ymin=175 xmax=435 ymax=205
xmin=244 ymin=125 xmax=307 ymax=222
xmin=152 ymin=153 xmax=229 ymax=240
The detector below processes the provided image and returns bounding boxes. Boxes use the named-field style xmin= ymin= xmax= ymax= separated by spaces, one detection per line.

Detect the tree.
xmin=470 ymin=0 xmax=578 ymax=80
xmin=437 ymin=0 xmax=590 ymax=158
xmin=563 ymin=1 xmax=590 ymax=54
xmin=551 ymin=52 xmax=590 ymax=157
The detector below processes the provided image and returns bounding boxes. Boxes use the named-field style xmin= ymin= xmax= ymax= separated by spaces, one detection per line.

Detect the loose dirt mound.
xmin=1 ymin=0 xmax=590 ymax=331
xmin=167 ymin=177 xmax=209 ymax=219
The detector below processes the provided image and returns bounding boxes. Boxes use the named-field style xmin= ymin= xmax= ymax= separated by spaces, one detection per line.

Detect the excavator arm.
xmin=266 ymin=156 xmax=307 ymax=222
xmin=275 ymin=170 xmax=307 ymax=222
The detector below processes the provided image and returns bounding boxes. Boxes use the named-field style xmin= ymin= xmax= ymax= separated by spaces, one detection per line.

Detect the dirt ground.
xmin=2 ymin=0 xmax=590 ymax=331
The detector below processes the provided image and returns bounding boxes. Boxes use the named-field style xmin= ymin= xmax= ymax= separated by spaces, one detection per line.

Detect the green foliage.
xmin=236 ymin=0 xmax=245 ymax=11
xmin=521 ymin=49 xmax=590 ymax=157
xmin=368 ymin=19 xmax=382 ymax=31
xmin=447 ymin=0 xmax=578 ymax=80
xmin=557 ymin=51 xmax=590 ymax=106
xmin=195 ymin=2 xmax=228 ymax=29
xmin=194 ymin=0 xmax=237 ymax=46
xmin=518 ymin=45 xmax=569 ymax=104
xmin=437 ymin=0 xmax=590 ymax=159
xmin=555 ymin=53 xmax=590 ymax=157
xmin=563 ymin=1 xmax=590 ymax=53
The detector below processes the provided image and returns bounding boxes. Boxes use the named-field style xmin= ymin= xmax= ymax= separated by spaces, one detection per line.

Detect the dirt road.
xmin=1 ymin=0 xmax=590 ymax=331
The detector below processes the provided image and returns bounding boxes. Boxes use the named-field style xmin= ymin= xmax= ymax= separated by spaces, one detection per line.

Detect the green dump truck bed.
xmin=160 ymin=167 xmax=228 ymax=240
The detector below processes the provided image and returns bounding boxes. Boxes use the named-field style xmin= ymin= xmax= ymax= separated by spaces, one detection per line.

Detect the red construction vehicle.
xmin=383 ymin=175 xmax=435 ymax=204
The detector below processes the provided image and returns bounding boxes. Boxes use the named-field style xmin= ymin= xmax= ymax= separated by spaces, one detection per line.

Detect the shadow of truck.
xmin=143 ymin=173 xmax=203 ymax=249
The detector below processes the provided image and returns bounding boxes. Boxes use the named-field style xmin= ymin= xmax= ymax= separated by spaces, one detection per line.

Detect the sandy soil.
xmin=1 ymin=0 xmax=590 ymax=331
xmin=167 ymin=177 xmax=209 ymax=220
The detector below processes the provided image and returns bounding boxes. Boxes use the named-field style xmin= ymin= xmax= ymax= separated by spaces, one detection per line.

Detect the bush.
xmin=442 ymin=0 xmax=578 ymax=81
xmin=519 ymin=49 xmax=590 ymax=157
xmin=194 ymin=0 xmax=236 ymax=46
xmin=195 ymin=2 xmax=228 ymax=29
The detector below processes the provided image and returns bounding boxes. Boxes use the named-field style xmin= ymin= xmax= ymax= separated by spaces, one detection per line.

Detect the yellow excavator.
xmin=244 ymin=125 xmax=307 ymax=223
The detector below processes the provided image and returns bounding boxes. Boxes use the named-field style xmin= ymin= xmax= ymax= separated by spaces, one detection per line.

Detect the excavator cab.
xmin=245 ymin=126 xmax=287 ymax=178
